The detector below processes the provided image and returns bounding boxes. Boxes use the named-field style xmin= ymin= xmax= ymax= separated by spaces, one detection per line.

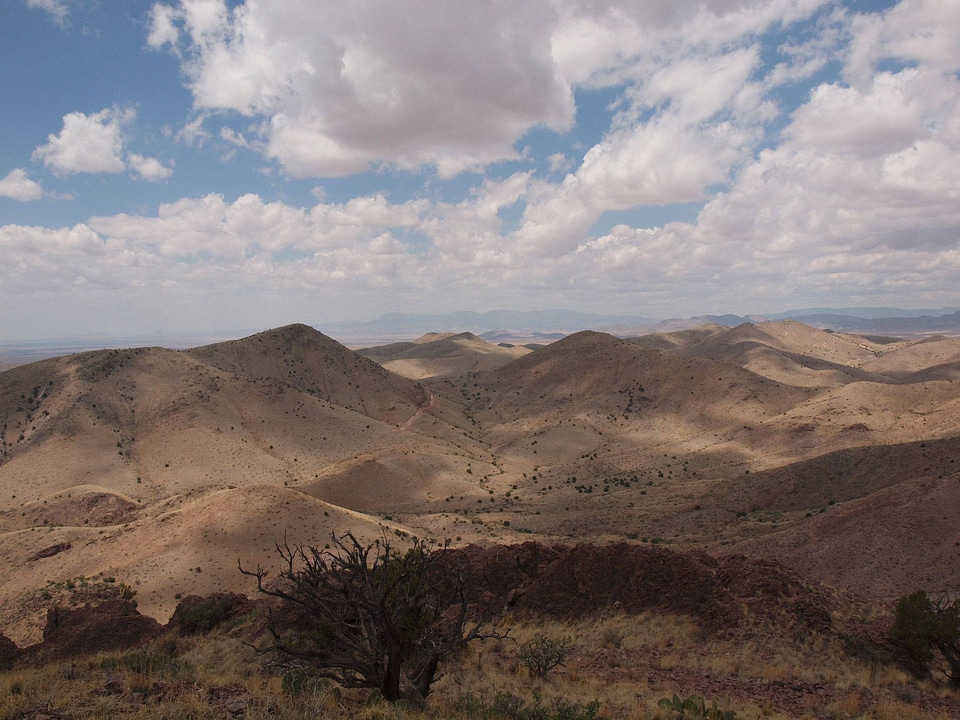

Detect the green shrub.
xmin=281 ymin=667 xmax=329 ymax=696
xmin=177 ymin=595 xmax=233 ymax=635
xmin=101 ymin=647 xmax=191 ymax=680
xmin=516 ymin=633 xmax=572 ymax=678
xmin=893 ymin=590 xmax=960 ymax=685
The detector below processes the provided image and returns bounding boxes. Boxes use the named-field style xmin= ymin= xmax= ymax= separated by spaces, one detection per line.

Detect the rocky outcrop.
xmin=0 ymin=633 xmax=19 ymax=669
xmin=36 ymin=599 xmax=164 ymax=659
xmin=445 ymin=542 xmax=834 ymax=634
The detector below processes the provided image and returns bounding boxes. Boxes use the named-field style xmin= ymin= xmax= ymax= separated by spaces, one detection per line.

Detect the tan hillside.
xmin=634 ymin=321 xmax=894 ymax=387
xmin=358 ymin=331 xmax=530 ymax=379
xmin=456 ymin=330 xmax=812 ymax=464
xmin=628 ymin=323 xmax=730 ymax=351
xmin=0 ymin=483 xmax=400 ymax=646
xmin=859 ymin=334 xmax=960 ymax=378
xmin=715 ymin=438 xmax=960 ymax=599
xmin=0 ymin=326 xmax=492 ymax=643
xmin=4 ymin=320 xmax=960 ymax=646
xmin=186 ymin=323 xmax=429 ymax=423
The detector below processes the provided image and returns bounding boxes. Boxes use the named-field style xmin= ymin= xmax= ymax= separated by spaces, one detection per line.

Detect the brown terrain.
xmin=356 ymin=331 xmax=531 ymax=379
xmin=1 ymin=319 xmax=959 ymax=716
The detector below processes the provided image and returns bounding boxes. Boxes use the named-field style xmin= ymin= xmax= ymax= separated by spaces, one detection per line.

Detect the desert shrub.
xmin=101 ymin=646 xmax=191 ymax=680
xmin=241 ymin=531 xmax=505 ymax=703
xmin=456 ymin=691 xmax=603 ymax=720
xmin=177 ymin=596 xmax=233 ymax=635
xmin=281 ymin=667 xmax=329 ymax=696
xmin=517 ymin=633 xmax=572 ymax=678
xmin=657 ymin=694 xmax=737 ymax=719
xmin=892 ymin=590 xmax=960 ymax=685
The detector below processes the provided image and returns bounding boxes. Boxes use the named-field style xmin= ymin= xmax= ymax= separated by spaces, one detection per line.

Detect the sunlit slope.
xmin=358 ymin=331 xmax=530 ymax=379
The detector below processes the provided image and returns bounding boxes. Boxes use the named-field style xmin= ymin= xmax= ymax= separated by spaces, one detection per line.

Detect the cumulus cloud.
xmin=149 ymin=0 xmax=819 ymax=181
xmin=149 ymin=0 xmax=575 ymax=177
xmin=846 ymin=0 xmax=960 ymax=86
xmin=127 ymin=154 xmax=175 ymax=181
xmin=32 ymin=108 xmax=175 ymax=181
xmin=8 ymin=0 xmax=960 ymax=339
xmin=0 ymin=168 xmax=43 ymax=201
xmin=33 ymin=108 xmax=132 ymax=175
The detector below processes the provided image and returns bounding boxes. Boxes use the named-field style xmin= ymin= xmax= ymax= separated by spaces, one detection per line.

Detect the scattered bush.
xmin=241 ymin=531 xmax=505 ymax=703
xmin=177 ymin=596 xmax=232 ymax=635
xmin=281 ymin=667 xmax=330 ymax=697
xmin=517 ymin=632 xmax=572 ymax=678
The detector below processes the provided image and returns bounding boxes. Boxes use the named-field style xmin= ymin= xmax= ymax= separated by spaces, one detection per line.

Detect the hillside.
xmin=357 ymin=331 xmax=530 ymax=379
xmin=0 ymin=325 xmax=489 ymax=643
xmin=186 ymin=323 xmax=429 ymax=423
xmin=3 ymin=320 xmax=960 ymax=647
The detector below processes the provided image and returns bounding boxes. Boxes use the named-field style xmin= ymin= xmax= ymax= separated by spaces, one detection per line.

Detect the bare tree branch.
xmin=239 ymin=530 xmax=506 ymax=703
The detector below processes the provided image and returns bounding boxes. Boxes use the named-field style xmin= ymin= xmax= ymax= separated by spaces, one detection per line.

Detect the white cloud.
xmin=9 ymin=0 xmax=960 ymax=339
xmin=146 ymin=2 xmax=182 ymax=48
xmin=25 ymin=0 xmax=71 ymax=25
xmin=0 ymin=168 xmax=43 ymax=201
xmin=547 ymin=153 xmax=572 ymax=173
xmin=150 ymin=0 xmax=575 ymax=177
xmin=846 ymin=0 xmax=960 ymax=86
xmin=787 ymin=70 xmax=931 ymax=157
xmin=127 ymin=154 xmax=175 ymax=181
xmin=33 ymin=108 xmax=133 ymax=175
xmin=172 ymin=114 xmax=212 ymax=146
xmin=32 ymin=108 xmax=177 ymax=182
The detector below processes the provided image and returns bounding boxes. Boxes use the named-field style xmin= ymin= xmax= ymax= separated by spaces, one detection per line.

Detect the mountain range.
xmin=2 ymin=319 xmax=960 ymax=647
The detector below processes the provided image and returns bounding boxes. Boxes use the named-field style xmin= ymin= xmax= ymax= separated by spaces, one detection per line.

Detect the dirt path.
xmin=394 ymin=394 xmax=437 ymax=431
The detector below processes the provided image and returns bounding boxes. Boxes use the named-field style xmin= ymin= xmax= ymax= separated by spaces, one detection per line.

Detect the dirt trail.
xmin=394 ymin=394 xmax=437 ymax=431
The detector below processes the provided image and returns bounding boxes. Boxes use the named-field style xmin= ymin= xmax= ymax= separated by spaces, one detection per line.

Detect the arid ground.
xmin=2 ymin=321 xmax=958 ymax=647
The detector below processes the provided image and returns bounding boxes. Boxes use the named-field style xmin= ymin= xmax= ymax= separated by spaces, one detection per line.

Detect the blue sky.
xmin=1 ymin=0 xmax=959 ymax=341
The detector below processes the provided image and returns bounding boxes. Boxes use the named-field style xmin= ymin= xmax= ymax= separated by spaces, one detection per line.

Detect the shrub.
xmin=517 ymin=632 xmax=572 ymax=678
xmin=456 ymin=691 xmax=603 ymax=720
xmin=893 ymin=590 xmax=960 ymax=685
xmin=281 ymin=667 xmax=329 ymax=696
xmin=177 ymin=596 xmax=233 ymax=635
xmin=241 ymin=531 xmax=505 ymax=703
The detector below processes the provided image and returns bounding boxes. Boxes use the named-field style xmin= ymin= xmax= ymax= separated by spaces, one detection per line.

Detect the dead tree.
xmin=240 ymin=531 xmax=503 ymax=703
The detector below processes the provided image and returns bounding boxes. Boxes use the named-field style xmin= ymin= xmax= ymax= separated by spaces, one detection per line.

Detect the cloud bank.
xmin=2 ymin=0 xmax=959 ymax=339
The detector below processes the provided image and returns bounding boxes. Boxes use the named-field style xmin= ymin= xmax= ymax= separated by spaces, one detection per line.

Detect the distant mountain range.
xmin=326 ymin=306 xmax=960 ymax=344
xmin=4 ymin=307 xmax=960 ymax=365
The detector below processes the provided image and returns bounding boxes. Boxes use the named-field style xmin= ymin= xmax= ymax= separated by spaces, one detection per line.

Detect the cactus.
xmin=657 ymin=694 xmax=737 ymax=720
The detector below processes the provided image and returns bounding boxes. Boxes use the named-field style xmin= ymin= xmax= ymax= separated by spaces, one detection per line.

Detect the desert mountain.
xmin=357 ymin=331 xmax=530 ymax=379
xmin=442 ymin=330 xmax=813 ymax=466
xmin=3 ymin=320 xmax=960 ymax=645
xmin=631 ymin=320 xmax=895 ymax=387
xmin=186 ymin=323 xmax=429 ymax=423
xmin=0 ymin=325 xmax=496 ymax=643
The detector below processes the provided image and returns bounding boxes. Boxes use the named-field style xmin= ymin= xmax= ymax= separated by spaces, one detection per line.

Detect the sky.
xmin=2 ymin=0 xmax=959 ymax=341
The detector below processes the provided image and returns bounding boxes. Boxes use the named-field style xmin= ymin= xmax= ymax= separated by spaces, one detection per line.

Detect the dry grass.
xmin=2 ymin=609 xmax=960 ymax=719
